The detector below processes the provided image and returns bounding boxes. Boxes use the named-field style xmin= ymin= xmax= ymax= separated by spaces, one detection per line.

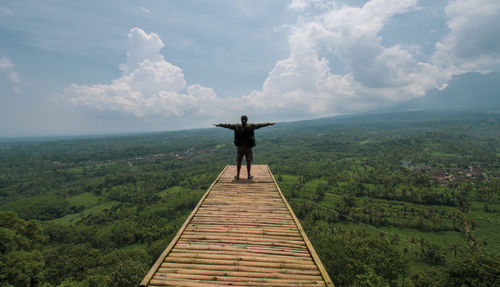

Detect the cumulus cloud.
xmin=433 ymin=0 xmax=500 ymax=73
xmin=118 ymin=28 xmax=165 ymax=74
xmin=244 ymin=0 xmax=446 ymax=118
xmin=60 ymin=28 xmax=221 ymax=119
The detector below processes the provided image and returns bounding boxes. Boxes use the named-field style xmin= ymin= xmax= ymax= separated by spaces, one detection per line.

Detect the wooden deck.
xmin=140 ymin=165 xmax=334 ymax=287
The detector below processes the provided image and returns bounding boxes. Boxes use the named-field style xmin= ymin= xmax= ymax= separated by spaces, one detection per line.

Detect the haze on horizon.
xmin=1 ymin=0 xmax=499 ymax=137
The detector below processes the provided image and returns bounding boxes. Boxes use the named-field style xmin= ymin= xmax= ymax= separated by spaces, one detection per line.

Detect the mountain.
xmin=383 ymin=72 xmax=500 ymax=113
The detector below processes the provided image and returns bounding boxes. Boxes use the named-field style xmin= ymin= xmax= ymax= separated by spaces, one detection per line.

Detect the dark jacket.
xmin=218 ymin=123 xmax=273 ymax=147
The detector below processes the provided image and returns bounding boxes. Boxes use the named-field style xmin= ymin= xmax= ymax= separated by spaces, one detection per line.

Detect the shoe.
xmin=248 ymin=175 xmax=253 ymax=180
xmin=234 ymin=176 xmax=240 ymax=180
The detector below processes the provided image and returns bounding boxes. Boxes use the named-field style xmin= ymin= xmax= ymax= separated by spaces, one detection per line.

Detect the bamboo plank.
xmin=150 ymin=277 xmax=325 ymax=287
xmin=179 ymin=234 xmax=307 ymax=246
xmin=164 ymin=257 xmax=317 ymax=270
xmin=189 ymin=220 xmax=295 ymax=227
xmin=187 ymin=224 xmax=297 ymax=230
xmin=179 ymin=239 xmax=307 ymax=252
xmin=167 ymin=252 xmax=316 ymax=265
xmin=206 ymin=194 xmax=281 ymax=198
xmin=156 ymin=268 xmax=324 ymax=281
xmin=193 ymin=215 xmax=294 ymax=222
xmin=182 ymin=230 xmax=303 ymax=240
xmin=169 ymin=249 xmax=313 ymax=261
xmin=196 ymin=208 xmax=289 ymax=213
xmin=152 ymin=273 xmax=322 ymax=284
xmin=182 ymin=232 xmax=303 ymax=241
xmin=197 ymin=210 xmax=288 ymax=214
xmin=173 ymin=243 xmax=310 ymax=257
xmin=149 ymin=279 xmax=234 ymax=287
xmin=187 ymin=224 xmax=300 ymax=233
xmin=197 ymin=205 xmax=286 ymax=209
xmin=190 ymin=219 xmax=296 ymax=226
xmin=184 ymin=229 xmax=301 ymax=238
xmin=177 ymin=234 xmax=307 ymax=244
xmin=150 ymin=281 xmax=324 ymax=287
xmin=160 ymin=262 xmax=321 ymax=276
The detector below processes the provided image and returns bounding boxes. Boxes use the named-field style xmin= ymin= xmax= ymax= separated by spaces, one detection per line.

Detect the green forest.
xmin=1 ymin=111 xmax=500 ymax=287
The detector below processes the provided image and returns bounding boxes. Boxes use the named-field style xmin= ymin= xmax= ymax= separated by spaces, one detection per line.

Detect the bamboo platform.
xmin=140 ymin=165 xmax=334 ymax=287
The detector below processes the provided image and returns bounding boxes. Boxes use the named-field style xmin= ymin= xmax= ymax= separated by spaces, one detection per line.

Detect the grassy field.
xmin=278 ymin=172 xmax=495 ymax=275
xmin=50 ymin=200 xmax=120 ymax=225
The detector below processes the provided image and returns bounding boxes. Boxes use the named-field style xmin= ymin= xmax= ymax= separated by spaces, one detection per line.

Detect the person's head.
xmin=241 ymin=115 xmax=248 ymax=125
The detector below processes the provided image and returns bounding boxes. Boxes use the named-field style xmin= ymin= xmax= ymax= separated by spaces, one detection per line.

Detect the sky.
xmin=1 ymin=0 xmax=499 ymax=137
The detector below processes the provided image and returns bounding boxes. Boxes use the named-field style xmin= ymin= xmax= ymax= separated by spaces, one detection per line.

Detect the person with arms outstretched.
xmin=214 ymin=115 xmax=275 ymax=180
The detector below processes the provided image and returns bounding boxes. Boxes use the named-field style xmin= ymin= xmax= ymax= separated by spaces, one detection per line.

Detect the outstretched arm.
xmin=253 ymin=123 xmax=276 ymax=129
xmin=213 ymin=123 xmax=237 ymax=130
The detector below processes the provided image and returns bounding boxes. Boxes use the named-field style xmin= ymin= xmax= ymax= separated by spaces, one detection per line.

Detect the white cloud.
xmin=244 ymin=0 xmax=446 ymax=118
xmin=433 ymin=0 xmax=500 ymax=73
xmin=118 ymin=28 xmax=165 ymax=74
xmin=60 ymin=28 xmax=220 ymax=119
xmin=123 ymin=60 xmax=186 ymax=95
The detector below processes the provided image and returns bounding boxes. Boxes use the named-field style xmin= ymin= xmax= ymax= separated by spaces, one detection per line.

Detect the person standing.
xmin=214 ymin=115 xmax=275 ymax=179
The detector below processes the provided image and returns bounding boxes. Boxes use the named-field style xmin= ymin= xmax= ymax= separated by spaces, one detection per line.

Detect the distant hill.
xmin=382 ymin=72 xmax=500 ymax=113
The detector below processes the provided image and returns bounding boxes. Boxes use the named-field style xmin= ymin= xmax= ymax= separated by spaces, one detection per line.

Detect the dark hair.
xmin=241 ymin=115 xmax=248 ymax=120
